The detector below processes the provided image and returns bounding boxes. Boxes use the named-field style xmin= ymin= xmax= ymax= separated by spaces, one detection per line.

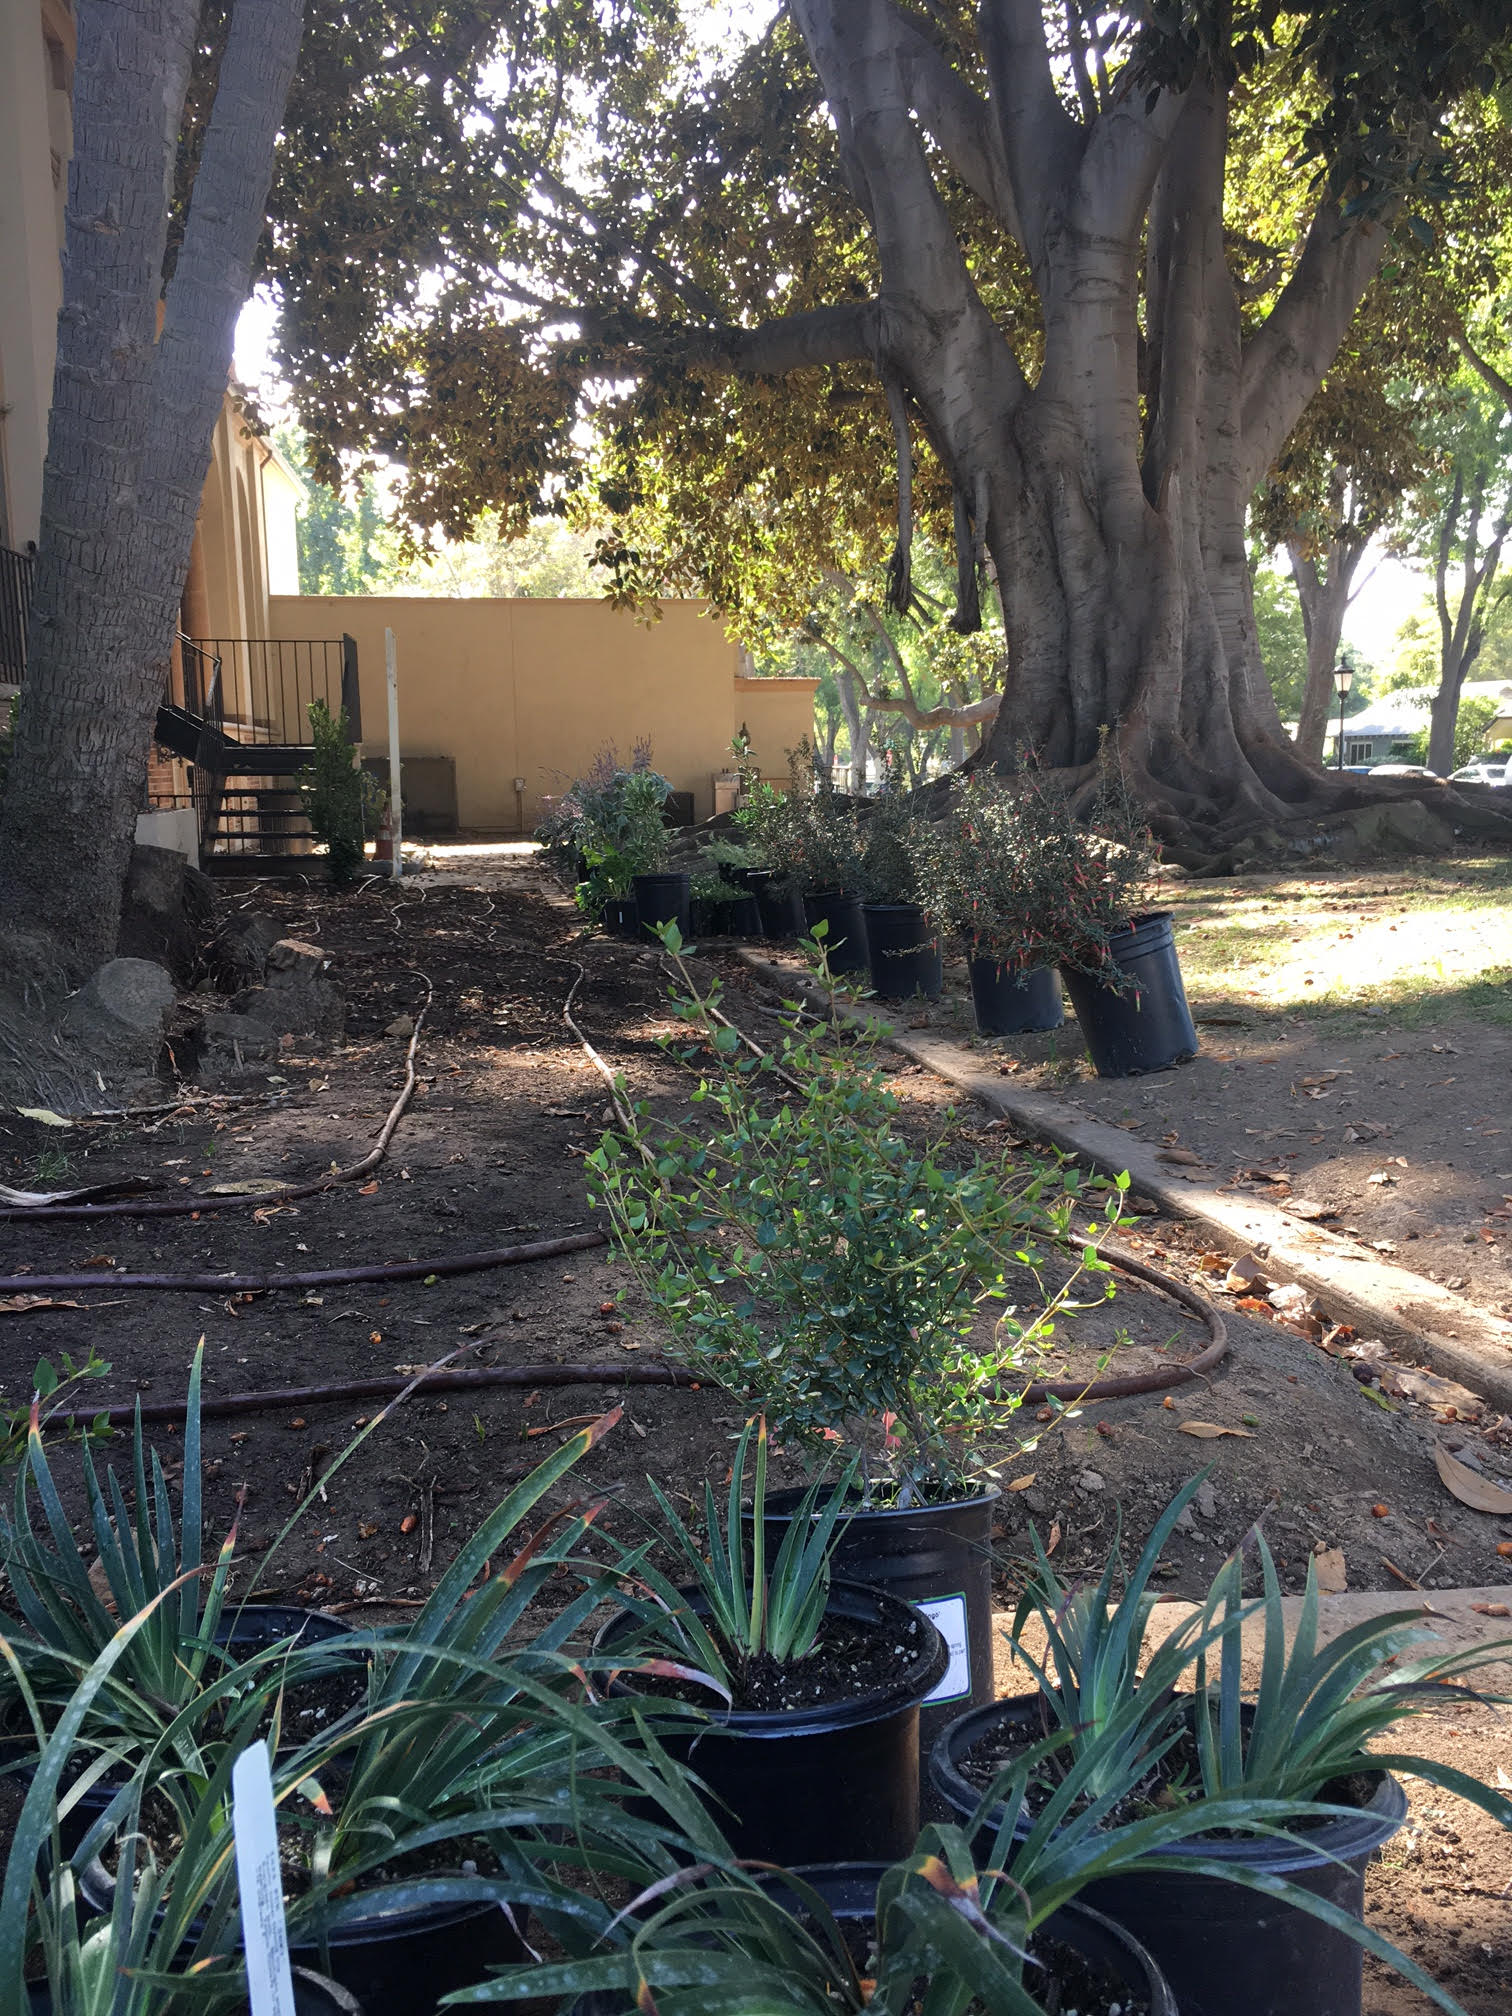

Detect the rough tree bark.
xmin=0 ymin=0 xmax=304 ymax=978
xmin=689 ymin=0 xmax=1497 ymax=857
xmin=1288 ymin=534 xmax=1370 ymax=762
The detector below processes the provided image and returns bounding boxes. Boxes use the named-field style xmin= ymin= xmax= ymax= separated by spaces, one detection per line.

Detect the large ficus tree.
xmin=274 ymin=2 xmax=1512 ymax=858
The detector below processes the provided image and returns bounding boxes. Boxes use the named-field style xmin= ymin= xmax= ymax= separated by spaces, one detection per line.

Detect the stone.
xmin=198 ymin=1011 xmax=279 ymax=1062
xmin=62 ymin=959 xmax=177 ymax=1077
xmin=384 ymin=1013 xmax=414 ymax=1038
xmin=212 ymin=913 xmax=285 ymax=989
xmin=115 ymin=845 xmax=214 ymax=982
xmin=232 ymin=938 xmax=344 ymax=1043
xmin=1077 ymin=1469 xmax=1106 ymax=1492
xmin=1194 ymin=1480 xmax=1218 ymax=1522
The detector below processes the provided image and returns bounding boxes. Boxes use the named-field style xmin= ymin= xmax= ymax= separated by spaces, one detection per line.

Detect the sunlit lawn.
xmin=1161 ymin=855 xmax=1512 ymax=1028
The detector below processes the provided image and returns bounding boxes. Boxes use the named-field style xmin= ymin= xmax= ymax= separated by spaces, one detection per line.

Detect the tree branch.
xmin=1239 ymin=203 xmax=1387 ymax=490
xmin=978 ymin=0 xmax=1083 ymax=268
xmin=1455 ymin=325 xmax=1512 ymax=418
xmin=880 ymin=1 xmax=1021 ymax=238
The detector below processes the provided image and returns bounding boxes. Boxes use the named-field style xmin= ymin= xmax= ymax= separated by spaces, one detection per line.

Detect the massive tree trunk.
xmin=755 ymin=1 xmax=1449 ymax=855
xmin=1288 ymin=535 xmax=1369 ymax=762
xmin=0 ymin=0 xmax=304 ymax=978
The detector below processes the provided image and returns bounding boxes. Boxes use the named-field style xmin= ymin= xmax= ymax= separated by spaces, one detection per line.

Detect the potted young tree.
xmin=586 ymin=929 xmax=1132 ymax=1753
xmin=597 ymin=1418 xmax=947 ymax=1866
xmin=570 ymin=758 xmax=687 ymax=936
xmin=742 ymin=746 xmax=871 ymax=972
xmin=851 ymin=781 xmax=944 ymax=1000
xmin=931 ymin=1481 xmax=1512 ymax=2016
xmin=994 ymin=754 xmax=1195 ymax=1076
xmin=908 ymin=772 xmax=1064 ymax=1035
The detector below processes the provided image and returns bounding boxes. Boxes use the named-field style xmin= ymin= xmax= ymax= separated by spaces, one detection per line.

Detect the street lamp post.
xmin=1333 ymin=658 xmax=1354 ymax=770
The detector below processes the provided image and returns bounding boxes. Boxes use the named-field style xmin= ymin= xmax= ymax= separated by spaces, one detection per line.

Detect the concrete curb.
xmin=734 ymin=949 xmax=1512 ymax=1416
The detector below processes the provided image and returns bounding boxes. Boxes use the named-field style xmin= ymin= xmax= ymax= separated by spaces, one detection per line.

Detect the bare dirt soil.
xmin=0 ymin=854 xmax=1508 ymax=2005
xmin=920 ymin=855 xmax=1512 ymax=1324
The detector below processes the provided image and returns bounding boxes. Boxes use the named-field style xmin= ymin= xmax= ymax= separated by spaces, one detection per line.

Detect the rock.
xmin=1077 ymin=1470 xmax=1106 ymax=1492
xmin=62 ymin=959 xmax=177 ymax=1077
xmin=212 ymin=913 xmax=284 ymax=990
xmin=1022 ymin=1488 xmax=1049 ymax=1515
xmin=232 ymin=938 xmax=344 ymax=1043
xmin=385 ymin=1014 xmax=415 ymax=1038
xmin=197 ymin=1011 xmax=279 ymax=1063
xmin=1194 ymin=1480 xmax=1218 ymax=1522
xmin=1327 ymin=799 xmax=1456 ymax=862
xmin=115 ymin=845 xmax=215 ymax=981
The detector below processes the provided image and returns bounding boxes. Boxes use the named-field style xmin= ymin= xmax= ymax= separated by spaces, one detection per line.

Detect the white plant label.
xmin=917 ymin=1593 xmax=971 ymax=1704
xmin=233 ymin=1741 xmax=297 ymax=2016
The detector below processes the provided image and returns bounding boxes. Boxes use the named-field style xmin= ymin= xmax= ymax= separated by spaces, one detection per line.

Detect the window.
xmin=1344 ymin=739 xmax=1375 ymax=764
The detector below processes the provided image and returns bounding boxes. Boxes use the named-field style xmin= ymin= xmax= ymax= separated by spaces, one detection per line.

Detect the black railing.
xmin=189 ymin=635 xmax=360 ymax=745
xmin=175 ymin=633 xmax=223 ymax=726
xmin=1 ymin=544 xmax=36 ymax=684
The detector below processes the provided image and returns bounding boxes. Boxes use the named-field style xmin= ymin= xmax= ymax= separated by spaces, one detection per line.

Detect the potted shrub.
xmin=988 ymin=753 xmax=1194 ymax=1076
xmin=908 ymin=772 xmax=1064 ymax=1035
xmin=597 ymin=1418 xmax=947 ymax=1866
xmin=586 ymin=930 xmax=1132 ymax=1750
xmin=569 ymin=757 xmax=687 ymax=936
xmin=856 ymin=784 xmax=942 ymax=1000
xmin=72 ymin=1412 xmax=720 ymax=2016
xmin=697 ymin=838 xmax=764 ymax=935
xmin=931 ymin=1479 xmax=1512 ymax=2016
xmin=747 ymin=745 xmax=870 ymax=972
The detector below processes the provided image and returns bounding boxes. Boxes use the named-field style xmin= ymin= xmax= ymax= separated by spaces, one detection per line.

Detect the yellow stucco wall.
xmin=734 ymin=676 xmax=822 ymax=782
xmin=267 ymin=595 xmax=790 ymax=830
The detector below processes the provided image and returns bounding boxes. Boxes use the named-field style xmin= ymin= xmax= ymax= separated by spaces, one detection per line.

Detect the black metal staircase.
xmin=154 ymin=633 xmax=360 ymax=876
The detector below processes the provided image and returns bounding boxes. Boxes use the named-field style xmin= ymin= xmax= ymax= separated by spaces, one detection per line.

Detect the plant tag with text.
xmin=233 ymin=1741 xmax=296 ymax=2016
xmin=918 ymin=1592 xmax=971 ymax=1704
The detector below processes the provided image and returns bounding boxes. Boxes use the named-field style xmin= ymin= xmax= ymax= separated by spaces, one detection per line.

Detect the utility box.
xmin=362 ymin=755 xmax=459 ymax=835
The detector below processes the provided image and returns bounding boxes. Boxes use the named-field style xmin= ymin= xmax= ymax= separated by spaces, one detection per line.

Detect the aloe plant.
xmin=612 ymin=1416 xmax=861 ymax=1698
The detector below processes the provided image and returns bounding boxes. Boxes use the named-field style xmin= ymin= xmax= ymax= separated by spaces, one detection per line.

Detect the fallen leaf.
xmin=1314 ymin=1547 xmax=1348 ymax=1593
xmin=358 ymin=1181 xmax=380 ymax=1196
xmin=16 ymin=1108 xmax=74 ymax=1128
xmin=400 ymin=1514 xmax=417 ymax=1535
xmin=1046 ymin=1521 xmax=1061 ymax=1555
xmin=1381 ymin=1366 xmax=1483 ymax=1416
xmin=1242 ymin=1168 xmax=1292 ymax=1186
xmin=205 ymin=1180 xmax=286 ymax=1196
xmin=1179 ymin=1421 xmax=1256 ymax=1439
xmin=1156 ymin=1147 xmax=1207 ymax=1167
xmin=1285 ymin=1199 xmax=1336 ymax=1222
xmin=1435 ymin=1444 xmax=1512 ymax=1514
xmin=1007 ymin=1474 xmax=1037 ymax=1492
xmin=0 ymin=1295 xmax=87 ymax=1315
xmin=358 ymin=1523 xmax=378 ymax=1539
xmin=1224 ymin=1255 xmax=1270 ymax=1294
xmin=1497 ymin=1541 xmax=1512 ymax=1558
xmin=1471 ymin=1603 xmax=1511 ymax=1618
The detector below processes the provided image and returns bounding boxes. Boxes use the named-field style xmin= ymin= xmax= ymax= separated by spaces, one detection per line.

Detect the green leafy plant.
xmin=857 ymin=779 xmax=925 ymax=905
xmin=297 ymin=698 xmax=366 ymax=886
xmin=614 ymin=1416 xmax=860 ymax=1698
xmin=911 ymin=758 xmax=1156 ymax=983
xmin=1192 ymin=1527 xmax=1512 ymax=1814
xmin=572 ymin=762 xmax=673 ymax=914
xmin=0 ymin=1350 xmax=111 ymax=1471
xmin=587 ymin=929 xmax=1127 ymax=1503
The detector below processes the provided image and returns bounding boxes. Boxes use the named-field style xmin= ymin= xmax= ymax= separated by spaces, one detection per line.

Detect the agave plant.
xmin=1192 ymin=1526 xmax=1512 ymax=1816
xmin=610 ymin=1416 xmax=861 ymax=1698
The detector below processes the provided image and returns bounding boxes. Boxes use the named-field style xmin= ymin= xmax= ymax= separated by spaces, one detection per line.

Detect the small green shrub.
xmin=298 ymin=699 xmax=365 ymax=885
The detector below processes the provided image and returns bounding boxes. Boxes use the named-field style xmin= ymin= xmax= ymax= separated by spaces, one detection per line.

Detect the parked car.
xmin=1370 ymin=763 xmax=1441 ymax=780
xmin=1449 ymin=761 xmax=1509 ymax=785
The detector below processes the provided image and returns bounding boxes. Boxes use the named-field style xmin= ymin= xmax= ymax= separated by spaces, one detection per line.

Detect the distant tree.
xmin=1393 ymin=692 xmax=1500 ymax=769
xmin=1250 ymin=556 xmax=1311 ymax=719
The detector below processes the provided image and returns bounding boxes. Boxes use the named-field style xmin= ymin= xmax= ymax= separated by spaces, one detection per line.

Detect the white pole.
xmin=384 ymin=626 xmax=403 ymax=880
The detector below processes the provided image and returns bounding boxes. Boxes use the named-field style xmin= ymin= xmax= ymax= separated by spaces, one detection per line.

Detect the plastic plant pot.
xmin=1059 ymin=911 xmax=1198 ymax=1076
xmin=631 ymin=871 xmax=691 ymax=937
xmin=596 ymin=1579 xmax=948 ymax=1867
xmin=600 ymin=895 xmax=639 ymax=939
xmin=760 ymin=1486 xmax=1000 ymax=1763
xmin=739 ymin=868 xmax=804 ymax=939
xmin=929 ymin=1693 xmax=1408 ymax=2016
xmin=801 ymin=891 xmax=869 ymax=974
xmin=861 ymin=903 xmax=942 ymax=1000
xmin=720 ymin=892 xmax=763 ymax=938
xmin=966 ymin=956 xmax=1063 ymax=1035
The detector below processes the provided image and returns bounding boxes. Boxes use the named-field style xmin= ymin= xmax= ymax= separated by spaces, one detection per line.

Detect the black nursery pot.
xmin=930 ymin=1694 xmax=1408 ymax=2016
xmin=631 ymin=870 xmax=690 ymax=937
xmin=801 ymin=890 xmax=869 ymax=974
xmin=600 ymin=894 xmax=639 ymax=938
xmin=966 ymin=955 xmax=1064 ymax=1035
xmin=720 ymin=891 xmax=763 ymax=938
xmin=596 ymin=1579 xmax=947 ymax=1868
xmin=1060 ymin=910 xmax=1198 ymax=1076
xmin=761 ymin=1487 xmax=999 ymax=1763
xmin=861 ymin=902 xmax=943 ymax=1001
xmin=739 ymin=866 xmax=804 ymax=939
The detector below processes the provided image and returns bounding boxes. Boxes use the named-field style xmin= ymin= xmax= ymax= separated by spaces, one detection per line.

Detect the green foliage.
xmin=619 ymin=1415 xmax=861 ymax=1699
xmin=1392 ymin=692 xmax=1501 ymax=768
xmin=565 ymin=756 xmax=672 ymax=913
xmin=0 ymin=1350 xmax=111 ymax=1472
xmin=909 ymin=762 xmax=1157 ymax=983
xmin=857 ymin=780 xmax=926 ymax=905
xmin=297 ymin=699 xmax=365 ymax=885
xmin=1250 ymin=559 xmax=1312 ymax=718
xmin=1195 ymin=1529 xmax=1512 ymax=1811
xmin=736 ymin=743 xmax=865 ymax=893
xmin=586 ymin=930 xmax=1127 ymax=1502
